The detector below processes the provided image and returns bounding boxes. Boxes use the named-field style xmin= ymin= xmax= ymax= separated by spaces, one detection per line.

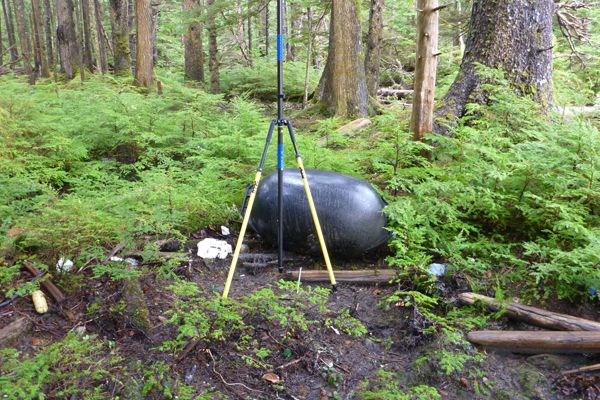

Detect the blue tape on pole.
xmin=277 ymin=34 xmax=284 ymax=61
xmin=278 ymin=143 xmax=284 ymax=170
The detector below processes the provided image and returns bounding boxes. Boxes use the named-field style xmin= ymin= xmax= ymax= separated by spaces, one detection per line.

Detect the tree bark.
xmin=31 ymin=0 xmax=49 ymax=77
xmin=134 ymin=0 xmax=153 ymax=87
xmin=43 ymin=0 xmax=56 ymax=77
xmin=12 ymin=0 xmax=32 ymax=76
xmin=457 ymin=293 xmax=600 ymax=332
xmin=365 ymin=0 xmax=383 ymax=100
xmin=0 ymin=4 xmax=3 ymax=65
xmin=206 ymin=0 xmax=219 ymax=93
xmin=467 ymin=331 xmax=600 ymax=354
xmin=1 ymin=0 xmax=18 ymax=66
xmin=317 ymin=0 xmax=368 ymax=117
xmin=56 ymin=0 xmax=80 ymax=78
xmin=108 ymin=0 xmax=131 ymax=74
xmin=246 ymin=0 xmax=251 ymax=58
xmin=434 ymin=0 xmax=554 ymax=131
xmin=150 ymin=0 xmax=159 ymax=64
xmin=80 ymin=0 xmax=93 ymax=70
xmin=92 ymin=0 xmax=107 ymax=73
xmin=263 ymin=0 xmax=268 ymax=56
xmin=183 ymin=0 xmax=204 ymax=81
xmin=410 ymin=0 xmax=439 ymax=141
xmin=302 ymin=6 xmax=312 ymax=107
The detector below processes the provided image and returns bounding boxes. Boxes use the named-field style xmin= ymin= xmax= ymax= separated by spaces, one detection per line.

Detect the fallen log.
xmin=337 ymin=118 xmax=372 ymax=132
xmin=287 ymin=269 xmax=396 ymax=284
xmin=23 ymin=261 xmax=66 ymax=303
xmin=0 ymin=317 xmax=31 ymax=346
xmin=377 ymin=88 xmax=414 ymax=99
xmin=457 ymin=292 xmax=600 ymax=331
xmin=467 ymin=330 xmax=600 ymax=353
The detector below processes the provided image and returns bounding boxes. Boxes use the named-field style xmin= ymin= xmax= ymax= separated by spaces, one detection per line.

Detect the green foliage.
xmin=221 ymin=59 xmax=320 ymax=100
xmin=0 ymin=332 xmax=122 ymax=399
xmin=360 ymin=369 xmax=441 ymax=400
xmin=384 ymin=68 xmax=600 ymax=300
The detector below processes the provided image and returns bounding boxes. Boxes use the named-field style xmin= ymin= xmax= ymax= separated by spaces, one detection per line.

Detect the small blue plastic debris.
xmin=428 ymin=263 xmax=447 ymax=277
xmin=589 ymin=287 xmax=597 ymax=296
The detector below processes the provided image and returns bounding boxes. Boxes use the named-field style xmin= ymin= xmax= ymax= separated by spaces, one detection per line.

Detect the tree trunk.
xmin=317 ymin=0 xmax=368 ymax=117
xmin=435 ymin=0 xmax=554 ymax=131
xmin=1 ymin=0 xmax=18 ymax=66
xmin=109 ymin=0 xmax=130 ymax=74
xmin=150 ymin=0 xmax=159 ymax=64
xmin=263 ymin=0 xmax=268 ymax=56
xmin=467 ymin=331 xmax=600 ymax=354
xmin=134 ymin=0 xmax=152 ymax=87
xmin=285 ymin=1 xmax=295 ymax=61
xmin=31 ymin=0 xmax=49 ymax=77
xmin=0 ymin=5 xmax=3 ymax=65
xmin=246 ymin=0 xmax=251 ymax=58
xmin=206 ymin=0 xmax=218 ymax=93
xmin=302 ymin=6 xmax=312 ymax=107
xmin=12 ymin=0 xmax=32 ymax=76
xmin=56 ymin=0 xmax=80 ymax=78
xmin=43 ymin=0 xmax=56 ymax=77
xmin=80 ymin=0 xmax=93 ymax=70
xmin=365 ymin=0 xmax=383 ymax=100
xmin=92 ymin=0 xmax=107 ymax=73
xmin=183 ymin=0 xmax=204 ymax=81
xmin=410 ymin=0 xmax=440 ymax=141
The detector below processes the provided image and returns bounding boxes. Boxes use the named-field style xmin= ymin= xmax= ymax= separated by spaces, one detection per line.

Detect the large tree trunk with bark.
xmin=365 ymin=0 xmax=383 ymax=100
xmin=92 ymin=0 xmax=107 ymax=73
xmin=317 ymin=0 xmax=368 ymax=117
xmin=80 ymin=0 xmax=93 ymax=70
xmin=134 ymin=0 xmax=153 ymax=87
xmin=12 ymin=0 xmax=32 ymax=76
xmin=56 ymin=0 xmax=80 ymax=78
xmin=183 ymin=0 xmax=204 ymax=82
xmin=109 ymin=0 xmax=130 ymax=74
xmin=31 ymin=0 xmax=49 ymax=77
xmin=206 ymin=0 xmax=218 ymax=93
xmin=1 ymin=0 xmax=18 ymax=66
xmin=435 ymin=0 xmax=554 ymax=131
xmin=410 ymin=0 xmax=440 ymax=141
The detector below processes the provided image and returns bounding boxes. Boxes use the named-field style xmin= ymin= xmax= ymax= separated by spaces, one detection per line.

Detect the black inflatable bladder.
xmin=246 ymin=169 xmax=391 ymax=257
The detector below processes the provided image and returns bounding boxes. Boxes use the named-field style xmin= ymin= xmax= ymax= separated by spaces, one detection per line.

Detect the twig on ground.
xmin=204 ymin=348 xmax=263 ymax=393
xmin=562 ymin=363 xmax=600 ymax=375
xmin=276 ymin=359 xmax=301 ymax=370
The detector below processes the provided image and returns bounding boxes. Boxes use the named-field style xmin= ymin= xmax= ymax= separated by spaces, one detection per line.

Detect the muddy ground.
xmin=2 ymin=227 xmax=600 ymax=399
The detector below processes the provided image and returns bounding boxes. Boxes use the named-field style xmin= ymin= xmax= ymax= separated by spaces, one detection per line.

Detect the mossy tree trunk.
xmin=1 ymin=0 xmax=18 ymax=66
xmin=92 ymin=0 xmax=107 ymax=73
xmin=134 ymin=0 xmax=153 ymax=87
xmin=31 ymin=0 xmax=50 ymax=77
xmin=43 ymin=0 xmax=56 ymax=76
xmin=434 ymin=0 xmax=554 ymax=132
xmin=365 ymin=0 xmax=383 ymax=100
xmin=317 ymin=0 xmax=368 ymax=117
xmin=57 ymin=0 xmax=80 ymax=79
xmin=12 ymin=0 xmax=32 ymax=76
xmin=183 ymin=0 xmax=204 ymax=82
xmin=80 ymin=0 xmax=94 ymax=70
xmin=206 ymin=0 xmax=219 ymax=93
xmin=109 ymin=0 xmax=130 ymax=74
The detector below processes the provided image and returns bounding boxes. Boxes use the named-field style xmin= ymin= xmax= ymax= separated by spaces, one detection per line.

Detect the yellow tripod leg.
xmin=222 ymin=171 xmax=262 ymax=299
xmin=296 ymin=157 xmax=337 ymax=289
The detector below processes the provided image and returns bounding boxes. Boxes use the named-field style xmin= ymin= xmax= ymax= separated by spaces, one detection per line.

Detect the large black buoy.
xmin=247 ymin=169 xmax=390 ymax=257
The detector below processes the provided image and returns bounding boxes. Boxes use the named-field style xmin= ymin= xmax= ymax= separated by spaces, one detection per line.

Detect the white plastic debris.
xmin=56 ymin=257 xmax=74 ymax=273
xmin=197 ymin=238 xmax=232 ymax=259
xmin=221 ymin=226 xmax=230 ymax=236
xmin=428 ymin=263 xmax=447 ymax=277
xmin=109 ymin=256 xmax=124 ymax=262
xmin=124 ymin=257 xmax=139 ymax=266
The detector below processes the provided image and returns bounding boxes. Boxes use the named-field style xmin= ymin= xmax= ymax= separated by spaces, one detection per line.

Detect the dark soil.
xmin=2 ymin=227 xmax=600 ymax=399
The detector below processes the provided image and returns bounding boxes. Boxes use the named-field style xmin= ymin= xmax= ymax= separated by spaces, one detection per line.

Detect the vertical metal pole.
xmin=276 ymin=0 xmax=284 ymax=273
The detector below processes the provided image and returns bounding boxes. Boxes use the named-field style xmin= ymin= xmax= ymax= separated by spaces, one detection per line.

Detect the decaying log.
xmin=0 ymin=317 xmax=31 ymax=345
xmin=377 ymin=88 xmax=414 ymax=98
xmin=457 ymin=292 xmax=600 ymax=331
xmin=287 ymin=269 xmax=396 ymax=284
xmin=22 ymin=261 xmax=66 ymax=303
xmin=337 ymin=118 xmax=372 ymax=132
xmin=467 ymin=330 xmax=600 ymax=353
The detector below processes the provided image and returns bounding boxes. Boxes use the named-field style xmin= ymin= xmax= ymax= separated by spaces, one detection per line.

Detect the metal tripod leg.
xmin=286 ymin=121 xmax=337 ymax=291
xmin=222 ymin=120 xmax=276 ymax=299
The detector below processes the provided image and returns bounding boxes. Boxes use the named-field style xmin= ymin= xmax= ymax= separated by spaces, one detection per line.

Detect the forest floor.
xmin=3 ymin=226 xmax=600 ymax=399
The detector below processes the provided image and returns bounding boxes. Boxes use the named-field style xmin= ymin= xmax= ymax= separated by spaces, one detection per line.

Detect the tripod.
xmin=222 ymin=0 xmax=337 ymax=299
